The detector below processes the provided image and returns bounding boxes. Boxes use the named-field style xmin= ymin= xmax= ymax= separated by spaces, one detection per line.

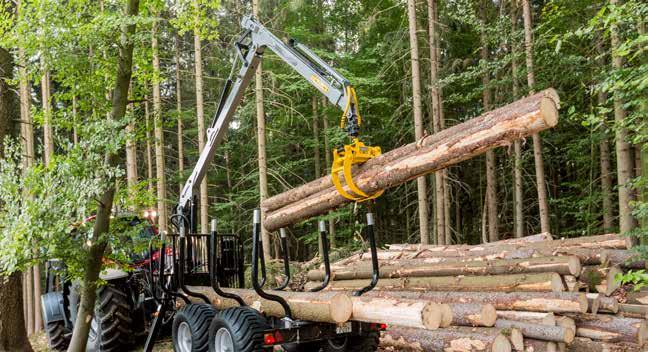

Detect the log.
xmin=586 ymin=293 xmax=619 ymax=313
xmin=554 ymin=316 xmax=576 ymax=333
xmin=263 ymin=89 xmax=560 ymax=231
xmin=624 ymin=291 xmax=648 ymax=305
xmin=380 ymin=326 xmax=513 ymax=352
xmin=570 ymin=337 xmax=643 ymax=352
xmin=563 ymin=275 xmax=582 ymax=292
xmin=580 ymin=265 xmax=622 ymax=296
xmin=450 ymin=303 xmax=497 ymax=327
xmin=305 ymin=273 xmax=565 ymax=292
xmin=440 ymin=303 xmax=454 ymax=328
xmin=602 ymin=250 xmax=647 ymax=269
xmin=523 ymin=339 xmax=558 ymax=352
xmin=567 ymin=313 xmax=648 ymax=344
xmin=386 ymin=233 xmax=553 ymax=251
xmin=349 ymin=296 xmax=442 ymax=330
xmin=617 ymin=304 xmax=648 ymax=319
xmin=363 ymin=291 xmax=588 ymax=313
xmin=496 ymin=311 xmax=555 ymax=326
xmin=494 ymin=319 xmax=574 ymax=343
xmin=309 ymin=256 xmax=581 ymax=281
xmin=185 ymin=286 xmax=352 ymax=324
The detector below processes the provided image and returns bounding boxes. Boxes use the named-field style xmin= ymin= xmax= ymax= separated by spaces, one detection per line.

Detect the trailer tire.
xmin=44 ymin=321 xmax=70 ymax=351
xmin=86 ymin=284 xmax=134 ymax=352
xmin=323 ymin=332 xmax=379 ymax=352
xmin=173 ymin=304 xmax=216 ymax=352
xmin=208 ymin=307 xmax=270 ymax=352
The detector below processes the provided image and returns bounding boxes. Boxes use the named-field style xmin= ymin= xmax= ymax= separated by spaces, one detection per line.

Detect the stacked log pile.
xmin=305 ymin=233 xmax=648 ymax=351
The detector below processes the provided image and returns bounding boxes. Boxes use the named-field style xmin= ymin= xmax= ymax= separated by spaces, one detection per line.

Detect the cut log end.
xmin=423 ymin=303 xmax=442 ymax=330
xmin=482 ymin=304 xmax=497 ymax=327
xmin=330 ymin=293 xmax=353 ymax=323
xmin=540 ymin=94 xmax=560 ymax=128
xmin=494 ymin=334 xmax=514 ymax=352
xmin=639 ymin=320 xmax=648 ymax=345
xmin=440 ymin=304 xmax=452 ymax=328
xmin=551 ymin=273 xmax=566 ymax=292
xmin=567 ymin=256 xmax=582 ymax=276
xmin=508 ymin=328 xmax=524 ymax=351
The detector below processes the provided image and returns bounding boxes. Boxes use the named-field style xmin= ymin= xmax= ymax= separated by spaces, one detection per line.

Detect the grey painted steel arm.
xmin=177 ymin=15 xmax=355 ymax=214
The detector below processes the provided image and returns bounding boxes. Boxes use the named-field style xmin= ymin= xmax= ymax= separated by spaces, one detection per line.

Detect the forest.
xmin=0 ymin=0 xmax=646 ymax=351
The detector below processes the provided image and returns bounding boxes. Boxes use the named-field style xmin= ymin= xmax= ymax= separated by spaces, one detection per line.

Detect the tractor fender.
xmin=99 ymin=268 xmax=129 ymax=281
xmin=41 ymin=292 xmax=66 ymax=325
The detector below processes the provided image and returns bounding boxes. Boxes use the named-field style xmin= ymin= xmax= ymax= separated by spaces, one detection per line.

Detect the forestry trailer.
xmin=143 ymin=15 xmax=385 ymax=352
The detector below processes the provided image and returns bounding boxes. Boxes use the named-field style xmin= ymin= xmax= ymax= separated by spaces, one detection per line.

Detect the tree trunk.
xmin=567 ymin=313 xmax=648 ymax=344
xmin=175 ymin=34 xmax=184 ymax=194
xmin=192 ymin=1 xmax=209 ymax=234
xmin=145 ymin=98 xmax=154 ymax=194
xmin=67 ymin=0 xmax=138 ymax=348
xmin=570 ymin=337 xmax=643 ymax=352
xmin=264 ymin=90 xmax=560 ymax=231
xmin=481 ymin=4 xmax=499 ymax=243
xmin=252 ymin=0 xmax=272 ymax=259
xmin=603 ymin=249 xmax=647 ymax=269
xmin=386 ymin=232 xmax=553 ymax=251
xmin=381 ymin=326 xmax=512 ymax=352
xmin=494 ymin=319 xmax=574 ymax=343
xmin=610 ymin=0 xmax=638 ymax=235
xmin=320 ymin=97 xmax=336 ymax=248
xmin=125 ymin=86 xmax=138 ymax=188
xmin=308 ymin=256 xmax=581 ymax=281
xmin=511 ymin=0 xmax=524 ymax=239
xmin=152 ymin=17 xmax=168 ymax=233
xmin=363 ymin=291 xmax=588 ymax=313
xmin=187 ymin=286 xmax=352 ymax=324
xmin=496 ymin=311 xmax=555 ymax=326
xmin=448 ymin=303 xmax=497 ymax=327
xmin=41 ymin=65 xmax=54 ymax=165
xmin=0 ymin=41 xmax=34 ymax=351
xmin=406 ymin=0 xmax=430 ymax=244
xmin=618 ymin=304 xmax=648 ymax=320
xmin=307 ymin=272 xmax=565 ymax=293
xmin=522 ymin=0 xmax=551 ymax=234
xmin=428 ymin=0 xmax=445 ymax=245
xmin=596 ymin=45 xmax=614 ymax=231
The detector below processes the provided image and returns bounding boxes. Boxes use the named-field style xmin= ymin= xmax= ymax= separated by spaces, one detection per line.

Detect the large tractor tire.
xmin=208 ymin=307 xmax=270 ymax=352
xmin=44 ymin=320 xmax=70 ymax=351
xmin=172 ymin=304 xmax=217 ymax=352
xmin=86 ymin=284 xmax=134 ymax=352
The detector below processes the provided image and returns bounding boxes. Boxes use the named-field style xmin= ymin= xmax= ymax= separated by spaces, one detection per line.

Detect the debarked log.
xmin=263 ymin=89 xmax=560 ymax=231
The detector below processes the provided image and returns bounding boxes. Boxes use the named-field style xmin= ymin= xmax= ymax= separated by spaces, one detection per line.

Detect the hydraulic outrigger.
xmin=144 ymin=15 xmax=384 ymax=352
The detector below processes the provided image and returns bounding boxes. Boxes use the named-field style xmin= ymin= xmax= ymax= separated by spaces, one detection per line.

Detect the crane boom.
xmin=176 ymin=16 xmax=363 ymax=227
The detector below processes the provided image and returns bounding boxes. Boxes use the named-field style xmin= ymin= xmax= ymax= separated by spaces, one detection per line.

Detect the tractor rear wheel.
xmin=44 ymin=320 xmax=70 ymax=351
xmin=172 ymin=304 xmax=217 ymax=352
xmin=86 ymin=284 xmax=133 ymax=352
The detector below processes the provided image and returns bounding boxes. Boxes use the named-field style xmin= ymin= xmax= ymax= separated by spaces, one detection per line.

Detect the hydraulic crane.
xmin=176 ymin=15 xmax=382 ymax=234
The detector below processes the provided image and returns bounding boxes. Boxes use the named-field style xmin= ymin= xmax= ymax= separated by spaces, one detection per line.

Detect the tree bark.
xmin=125 ymin=86 xmax=138 ymax=188
xmin=264 ymin=90 xmax=560 ymax=231
xmin=67 ymin=0 xmax=138 ymax=349
xmin=567 ymin=313 xmax=647 ymax=344
xmin=152 ymin=15 xmax=168 ymax=233
xmin=41 ymin=65 xmax=53 ymax=165
xmin=427 ymin=0 xmax=445 ymax=245
xmin=144 ymin=98 xmax=154 ymax=194
xmin=617 ymin=304 xmax=648 ymax=320
xmin=187 ymin=286 xmax=352 ymax=324
xmin=386 ymin=232 xmax=553 ymax=251
xmin=307 ymin=272 xmax=565 ymax=293
xmin=522 ymin=0 xmax=551 ymax=234
xmin=610 ymin=0 xmax=638 ymax=235
xmin=523 ymin=339 xmax=558 ymax=352
xmin=596 ymin=42 xmax=614 ymax=231
xmin=570 ymin=337 xmax=643 ymax=352
xmin=252 ymin=0 xmax=272 ymax=259
xmin=494 ymin=319 xmax=574 ymax=343
xmin=0 ymin=41 xmax=34 ymax=351
xmin=602 ymin=249 xmax=646 ymax=269
xmin=363 ymin=291 xmax=588 ymax=313
xmin=585 ymin=293 xmax=619 ymax=314
xmin=406 ymin=0 xmax=431 ymax=244
xmin=511 ymin=2 xmax=524 ymax=238
xmin=175 ymin=34 xmax=184 ymax=194
xmin=192 ymin=0 xmax=209 ymax=233
xmin=308 ymin=256 xmax=581 ymax=281
xmin=381 ymin=326 xmax=512 ymax=352
xmin=449 ymin=303 xmax=497 ymax=327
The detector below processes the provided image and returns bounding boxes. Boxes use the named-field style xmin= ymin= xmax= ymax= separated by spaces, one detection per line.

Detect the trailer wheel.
xmin=173 ymin=304 xmax=217 ymax=352
xmin=44 ymin=321 xmax=70 ymax=351
xmin=86 ymin=284 xmax=134 ymax=352
xmin=323 ymin=332 xmax=379 ymax=352
xmin=208 ymin=307 xmax=270 ymax=352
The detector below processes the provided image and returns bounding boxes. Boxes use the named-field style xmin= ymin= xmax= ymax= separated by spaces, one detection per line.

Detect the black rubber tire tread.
xmin=173 ymin=304 xmax=217 ymax=352
xmin=87 ymin=284 xmax=133 ymax=352
xmin=323 ymin=332 xmax=380 ymax=352
xmin=346 ymin=333 xmax=379 ymax=352
xmin=45 ymin=321 xmax=70 ymax=351
xmin=208 ymin=307 xmax=270 ymax=352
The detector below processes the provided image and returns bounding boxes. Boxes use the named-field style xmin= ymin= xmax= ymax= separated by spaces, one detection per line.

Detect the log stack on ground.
xmin=301 ymin=233 xmax=647 ymax=351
